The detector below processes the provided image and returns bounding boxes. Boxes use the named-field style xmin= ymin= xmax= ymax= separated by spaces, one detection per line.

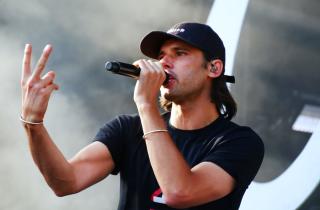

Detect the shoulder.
xmin=208 ymin=119 xmax=264 ymax=185
xmin=95 ymin=114 xmax=142 ymax=139
xmin=213 ymin=119 xmax=265 ymax=163
xmin=114 ymin=113 xmax=141 ymax=123
xmin=220 ymin=119 xmax=264 ymax=148
xmin=102 ymin=113 xmax=141 ymax=129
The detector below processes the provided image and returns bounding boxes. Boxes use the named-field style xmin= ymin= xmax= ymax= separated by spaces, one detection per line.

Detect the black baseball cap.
xmin=140 ymin=22 xmax=235 ymax=83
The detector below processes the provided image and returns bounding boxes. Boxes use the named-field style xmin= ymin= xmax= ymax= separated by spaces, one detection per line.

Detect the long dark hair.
xmin=204 ymin=53 xmax=237 ymax=120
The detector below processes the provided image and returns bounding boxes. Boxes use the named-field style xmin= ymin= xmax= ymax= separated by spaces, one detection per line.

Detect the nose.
xmin=159 ymin=55 xmax=174 ymax=70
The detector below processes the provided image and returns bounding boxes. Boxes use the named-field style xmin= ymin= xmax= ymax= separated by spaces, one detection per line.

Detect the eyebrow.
xmin=158 ymin=46 xmax=190 ymax=58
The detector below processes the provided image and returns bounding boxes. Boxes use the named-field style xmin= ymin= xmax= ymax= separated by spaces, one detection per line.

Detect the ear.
xmin=207 ymin=59 xmax=224 ymax=79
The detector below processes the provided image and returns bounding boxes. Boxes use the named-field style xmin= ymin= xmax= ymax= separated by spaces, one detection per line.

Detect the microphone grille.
xmin=105 ymin=61 xmax=120 ymax=72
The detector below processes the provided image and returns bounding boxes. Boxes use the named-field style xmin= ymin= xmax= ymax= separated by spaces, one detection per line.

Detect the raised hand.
xmin=133 ymin=59 xmax=166 ymax=107
xmin=21 ymin=44 xmax=59 ymax=123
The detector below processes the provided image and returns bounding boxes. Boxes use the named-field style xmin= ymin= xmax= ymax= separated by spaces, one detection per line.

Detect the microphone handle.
xmin=105 ymin=61 xmax=169 ymax=84
xmin=105 ymin=61 xmax=140 ymax=78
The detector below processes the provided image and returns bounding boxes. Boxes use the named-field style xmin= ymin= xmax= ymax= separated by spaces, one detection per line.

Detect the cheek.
xmin=174 ymin=57 xmax=206 ymax=84
xmin=178 ymin=66 xmax=204 ymax=84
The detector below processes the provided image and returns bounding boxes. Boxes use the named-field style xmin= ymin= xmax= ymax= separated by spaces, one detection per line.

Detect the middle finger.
xmin=31 ymin=44 xmax=53 ymax=81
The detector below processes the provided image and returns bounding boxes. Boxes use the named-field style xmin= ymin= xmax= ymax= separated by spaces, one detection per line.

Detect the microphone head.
xmin=105 ymin=61 xmax=120 ymax=72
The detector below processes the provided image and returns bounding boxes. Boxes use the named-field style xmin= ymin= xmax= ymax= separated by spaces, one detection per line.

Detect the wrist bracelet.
xmin=143 ymin=129 xmax=168 ymax=139
xmin=20 ymin=116 xmax=44 ymax=125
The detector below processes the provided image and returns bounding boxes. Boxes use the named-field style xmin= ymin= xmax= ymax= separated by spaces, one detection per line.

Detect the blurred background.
xmin=0 ymin=0 xmax=319 ymax=209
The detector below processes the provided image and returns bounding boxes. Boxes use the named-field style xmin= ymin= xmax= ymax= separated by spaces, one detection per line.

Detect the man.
xmin=20 ymin=22 xmax=264 ymax=210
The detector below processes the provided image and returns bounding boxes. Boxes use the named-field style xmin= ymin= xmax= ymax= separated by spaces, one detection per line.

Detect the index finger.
xmin=31 ymin=44 xmax=53 ymax=80
xmin=133 ymin=59 xmax=142 ymax=68
xmin=22 ymin=44 xmax=32 ymax=81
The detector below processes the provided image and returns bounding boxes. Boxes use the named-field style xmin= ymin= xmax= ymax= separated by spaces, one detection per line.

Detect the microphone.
xmin=105 ymin=61 xmax=169 ymax=84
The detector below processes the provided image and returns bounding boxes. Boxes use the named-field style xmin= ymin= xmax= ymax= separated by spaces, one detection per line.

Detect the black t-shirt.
xmin=94 ymin=112 xmax=264 ymax=210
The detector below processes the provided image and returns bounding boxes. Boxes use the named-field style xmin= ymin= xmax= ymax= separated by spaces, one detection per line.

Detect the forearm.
xmin=138 ymin=105 xmax=193 ymax=201
xmin=134 ymin=59 xmax=201 ymax=206
xmin=23 ymin=123 xmax=75 ymax=195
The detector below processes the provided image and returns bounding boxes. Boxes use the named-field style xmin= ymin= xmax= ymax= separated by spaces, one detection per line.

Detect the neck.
xmin=169 ymin=98 xmax=219 ymax=130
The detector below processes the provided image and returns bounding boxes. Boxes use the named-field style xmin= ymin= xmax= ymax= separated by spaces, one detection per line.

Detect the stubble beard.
xmin=159 ymin=86 xmax=185 ymax=111
xmin=159 ymin=82 xmax=206 ymax=111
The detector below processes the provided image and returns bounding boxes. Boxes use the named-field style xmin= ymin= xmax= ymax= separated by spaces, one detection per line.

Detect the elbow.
xmin=49 ymin=182 xmax=77 ymax=197
xmin=164 ymin=190 xmax=193 ymax=209
xmin=164 ymin=188 xmax=229 ymax=209
xmin=44 ymin=175 xmax=79 ymax=197
xmin=54 ymin=190 xmax=68 ymax=197
xmin=52 ymin=187 xmax=74 ymax=197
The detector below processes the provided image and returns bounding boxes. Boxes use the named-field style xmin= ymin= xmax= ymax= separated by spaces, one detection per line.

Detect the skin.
xmin=20 ymin=40 xmax=235 ymax=208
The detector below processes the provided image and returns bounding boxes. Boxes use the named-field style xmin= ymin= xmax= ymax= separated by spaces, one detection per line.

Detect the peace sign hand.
xmin=21 ymin=44 xmax=59 ymax=123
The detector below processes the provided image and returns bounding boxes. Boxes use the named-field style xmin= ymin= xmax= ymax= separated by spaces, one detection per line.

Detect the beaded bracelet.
xmin=20 ymin=116 xmax=44 ymax=125
xmin=143 ymin=129 xmax=168 ymax=139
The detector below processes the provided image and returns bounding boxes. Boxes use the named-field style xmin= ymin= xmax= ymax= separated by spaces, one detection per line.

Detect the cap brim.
xmin=140 ymin=31 xmax=183 ymax=59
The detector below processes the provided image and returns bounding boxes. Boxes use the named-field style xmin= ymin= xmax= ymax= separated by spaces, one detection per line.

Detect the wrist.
xmin=20 ymin=115 xmax=44 ymax=129
xmin=21 ymin=111 xmax=44 ymax=122
xmin=136 ymin=102 xmax=158 ymax=112
xmin=137 ymin=103 xmax=162 ymax=122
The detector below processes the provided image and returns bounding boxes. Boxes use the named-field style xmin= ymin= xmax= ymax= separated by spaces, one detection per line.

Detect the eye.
xmin=158 ymin=55 xmax=164 ymax=60
xmin=157 ymin=52 xmax=164 ymax=60
xmin=176 ymin=50 xmax=187 ymax=56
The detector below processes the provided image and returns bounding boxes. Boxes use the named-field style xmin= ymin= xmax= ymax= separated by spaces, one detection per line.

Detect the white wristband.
xmin=143 ymin=129 xmax=168 ymax=139
xmin=20 ymin=116 xmax=43 ymax=125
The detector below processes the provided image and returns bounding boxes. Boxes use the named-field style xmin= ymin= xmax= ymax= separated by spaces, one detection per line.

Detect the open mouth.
xmin=163 ymin=73 xmax=175 ymax=87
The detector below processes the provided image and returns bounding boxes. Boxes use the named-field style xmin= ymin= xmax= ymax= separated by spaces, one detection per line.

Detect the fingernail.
xmin=25 ymin=43 xmax=31 ymax=51
xmin=44 ymin=44 xmax=52 ymax=51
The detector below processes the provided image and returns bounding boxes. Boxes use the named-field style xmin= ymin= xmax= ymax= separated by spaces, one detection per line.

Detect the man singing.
xmin=20 ymin=22 xmax=264 ymax=210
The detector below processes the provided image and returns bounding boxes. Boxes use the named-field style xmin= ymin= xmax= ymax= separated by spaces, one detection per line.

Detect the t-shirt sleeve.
xmin=93 ymin=116 xmax=126 ymax=175
xmin=203 ymin=127 xmax=264 ymax=187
